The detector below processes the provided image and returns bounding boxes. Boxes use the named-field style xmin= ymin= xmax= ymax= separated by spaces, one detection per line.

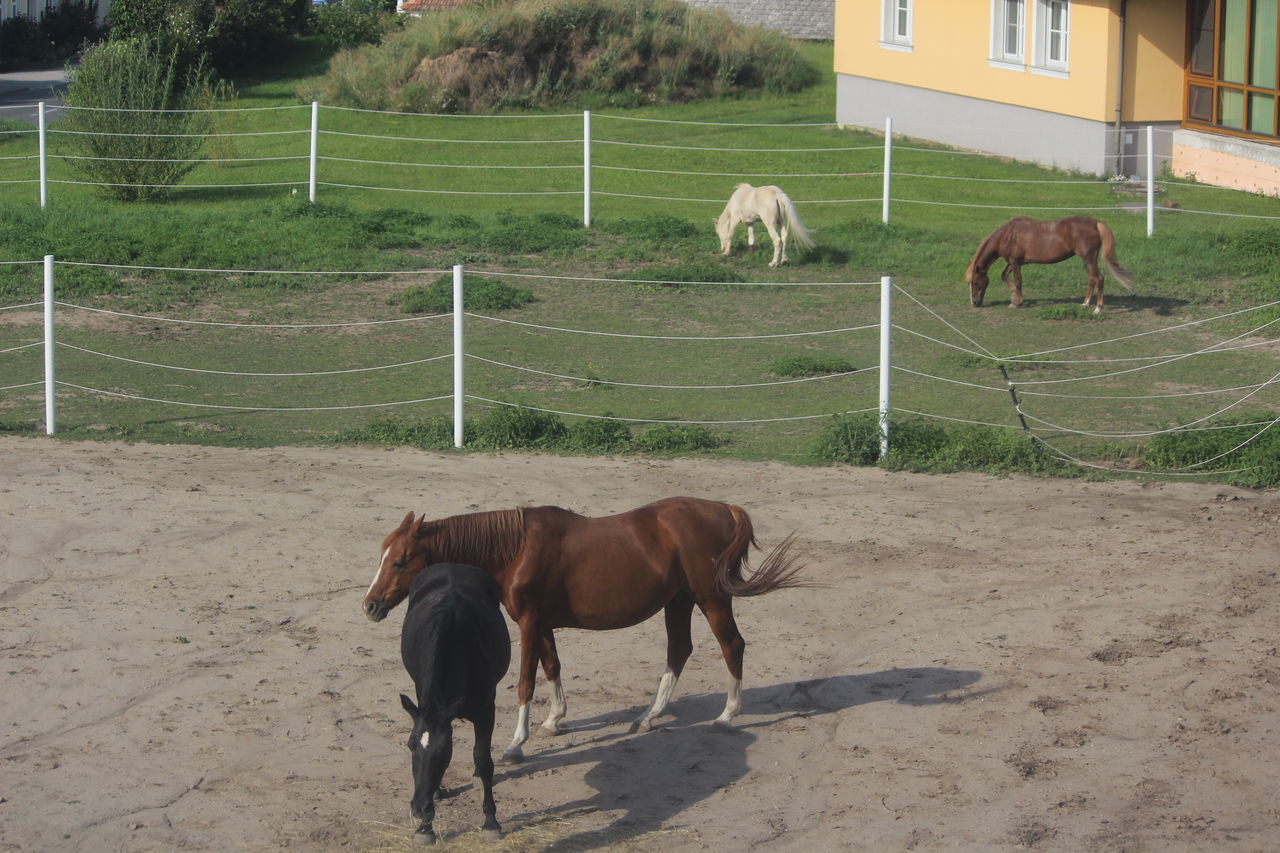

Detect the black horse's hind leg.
xmin=413 ymin=727 xmax=453 ymax=845
xmin=471 ymin=704 xmax=502 ymax=840
xmin=632 ymin=591 xmax=695 ymax=732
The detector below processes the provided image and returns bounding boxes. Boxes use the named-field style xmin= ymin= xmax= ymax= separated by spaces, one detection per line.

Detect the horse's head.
xmin=363 ymin=511 xmax=438 ymax=622
xmin=966 ymin=266 xmax=989 ymax=307
xmin=713 ymin=214 xmax=733 ymax=254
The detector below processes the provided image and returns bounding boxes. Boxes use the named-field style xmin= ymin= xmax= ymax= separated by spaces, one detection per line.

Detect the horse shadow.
xmin=989 ymin=293 xmax=1189 ymax=315
xmin=490 ymin=667 xmax=982 ymax=849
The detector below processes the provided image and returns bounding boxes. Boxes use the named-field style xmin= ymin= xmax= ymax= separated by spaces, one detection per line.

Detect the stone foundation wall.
xmin=681 ymin=0 xmax=833 ymax=41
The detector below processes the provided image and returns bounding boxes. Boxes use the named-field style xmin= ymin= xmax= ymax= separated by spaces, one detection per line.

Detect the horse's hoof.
xmin=413 ymin=827 xmax=437 ymax=846
xmin=480 ymin=828 xmax=503 ymax=842
xmin=499 ymin=749 xmax=524 ymax=765
xmin=630 ymin=718 xmax=651 ymax=734
xmin=711 ymin=717 xmax=736 ymax=731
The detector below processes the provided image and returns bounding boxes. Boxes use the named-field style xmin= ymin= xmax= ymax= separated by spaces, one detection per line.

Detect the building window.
xmin=1034 ymin=0 xmax=1070 ymax=73
xmin=992 ymin=0 xmax=1026 ymax=66
xmin=1187 ymin=0 xmax=1280 ymax=138
xmin=881 ymin=0 xmax=913 ymax=51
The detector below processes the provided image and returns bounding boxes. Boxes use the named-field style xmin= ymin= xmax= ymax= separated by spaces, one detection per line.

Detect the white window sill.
xmin=878 ymin=40 xmax=913 ymax=53
xmin=1031 ymin=66 xmax=1069 ymax=79
xmin=988 ymin=58 xmax=1026 ymax=71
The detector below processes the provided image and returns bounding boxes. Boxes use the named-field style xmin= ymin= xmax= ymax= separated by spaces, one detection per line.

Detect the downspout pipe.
xmin=1114 ymin=0 xmax=1129 ymax=177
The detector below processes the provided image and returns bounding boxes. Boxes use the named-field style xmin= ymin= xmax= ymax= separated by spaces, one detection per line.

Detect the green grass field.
xmin=2 ymin=40 xmax=1279 ymax=484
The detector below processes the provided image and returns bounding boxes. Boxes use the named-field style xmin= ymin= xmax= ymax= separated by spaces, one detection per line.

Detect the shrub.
xmin=108 ymin=0 xmax=299 ymax=74
xmin=565 ymin=416 xmax=632 ymax=452
xmin=341 ymin=416 xmax=456 ymax=449
xmin=810 ymin=413 xmax=882 ymax=466
xmin=0 ymin=16 xmax=45 ymax=70
xmin=315 ymin=0 xmax=396 ymax=50
xmin=397 ymin=273 xmax=535 ymax=314
xmin=1142 ymin=415 xmax=1280 ymax=488
xmin=61 ymin=38 xmax=216 ymax=201
xmin=469 ymin=406 xmax=568 ymax=450
xmin=631 ymin=423 xmax=723 ymax=453
xmin=40 ymin=1 xmax=103 ymax=58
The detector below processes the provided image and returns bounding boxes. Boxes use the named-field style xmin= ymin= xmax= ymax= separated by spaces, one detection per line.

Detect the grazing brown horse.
xmin=363 ymin=497 xmax=806 ymax=763
xmin=965 ymin=215 xmax=1134 ymax=314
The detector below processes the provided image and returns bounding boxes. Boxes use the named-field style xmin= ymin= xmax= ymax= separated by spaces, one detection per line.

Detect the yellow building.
xmin=835 ymin=1 xmax=1280 ymax=194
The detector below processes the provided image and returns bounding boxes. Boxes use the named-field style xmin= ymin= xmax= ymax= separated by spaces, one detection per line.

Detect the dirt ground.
xmin=2 ymin=436 xmax=1278 ymax=852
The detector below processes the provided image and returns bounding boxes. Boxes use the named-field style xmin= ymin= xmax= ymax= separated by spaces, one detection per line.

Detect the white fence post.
xmin=309 ymin=101 xmax=319 ymax=204
xmin=879 ymin=274 xmax=892 ymax=459
xmin=882 ymin=117 xmax=893 ymax=225
xmin=43 ymin=254 xmax=55 ymax=435
xmin=38 ymin=102 xmax=47 ymax=209
xmin=453 ymin=264 xmax=465 ymax=448
xmin=583 ymin=110 xmax=592 ymax=227
xmin=1146 ymin=124 xmax=1155 ymax=237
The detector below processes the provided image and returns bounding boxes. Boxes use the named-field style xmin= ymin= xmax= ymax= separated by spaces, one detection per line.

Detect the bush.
xmin=1142 ymin=415 xmax=1280 ymax=488
xmin=315 ymin=0 xmax=395 ymax=50
xmin=469 ymin=406 xmax=568 ymax=450
xmin=61 ymin=38 xmax=216 ymax=201
xmin=340 ymin=416 xmax=456 ymax=449
xmin=631 ymin=423 xmax=723 ymax=453
xmin=810 ymin=413 xmax=1065 ymax=475
xmin=0 ymin=16 xmax=45 ymax=70
xmin=397 ymin=273 xmax=535 ymax=314
xmin=40 ymin=2 xmax=103 ymax=58
xmin=565 ymin=416 xmax=632 ymax=452
xmin=108 ymin=0 xmax=300 ymax=74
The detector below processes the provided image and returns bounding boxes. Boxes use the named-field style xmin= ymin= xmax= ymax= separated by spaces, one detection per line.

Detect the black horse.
xmin=398 ymin=563 xmax=511 ymax=844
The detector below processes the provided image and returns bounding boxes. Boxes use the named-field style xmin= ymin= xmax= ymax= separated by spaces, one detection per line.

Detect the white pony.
xmin=713 ymin=183 xmax=816 ymax=267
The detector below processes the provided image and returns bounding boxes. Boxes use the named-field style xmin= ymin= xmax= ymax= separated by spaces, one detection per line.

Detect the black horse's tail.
xmin=1096 ymin=221 xmax=1135 ymax=291
xmin=714 ymin=505 xmax=809 ymax=597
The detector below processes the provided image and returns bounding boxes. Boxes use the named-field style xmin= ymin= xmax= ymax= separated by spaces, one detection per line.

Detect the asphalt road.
xmin=0 ymin=68 xmax=69 ymax=124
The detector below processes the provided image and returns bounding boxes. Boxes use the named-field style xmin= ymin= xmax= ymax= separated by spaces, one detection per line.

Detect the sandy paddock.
xmin=1 ymin=436 xmax=1278 ymax=851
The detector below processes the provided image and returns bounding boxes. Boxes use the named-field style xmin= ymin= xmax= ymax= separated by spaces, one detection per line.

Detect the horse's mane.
xmin=964 ymin=228 xmax=1002 ymax=283
xmin=432 ymin=508 xmax=526 ymax=569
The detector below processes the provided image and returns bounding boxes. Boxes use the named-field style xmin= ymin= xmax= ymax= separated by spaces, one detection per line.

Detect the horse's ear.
xmin=398 ymin=511 xmax=416 ymax=530
xmin=400 ymin=694 xmax=418 ymax=717
xmin=414 ymin=521 xmax=441 ymax=539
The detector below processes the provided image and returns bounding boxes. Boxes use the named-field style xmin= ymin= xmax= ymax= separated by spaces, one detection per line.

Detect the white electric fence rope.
xmin=56 ymin=382 xmax=452 ymax=412
xmin=466 ymin=354 xmax=874 ymax=389
xmin=56 ymin=342 xmax=452 ymax=376
xmin=466 ymin=395 xmax=878 ymax=425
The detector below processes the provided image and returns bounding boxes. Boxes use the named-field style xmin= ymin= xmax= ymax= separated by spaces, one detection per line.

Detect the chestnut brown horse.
xmin=965 ymin=215 xmax=1134 ymax=314
xmin=362 ymin=496 xmax=806 ymax=763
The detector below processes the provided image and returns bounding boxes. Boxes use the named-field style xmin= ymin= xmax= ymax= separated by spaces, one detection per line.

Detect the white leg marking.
xmin=503 ymin=704 xmax=530 ymax=762
xmin=541 ymin=677 xmax=567 ymax=734
xmin=713 ymin=676 xmax=742 ymax=729
xmin=634 ymin=668 xmax=679 ymax=732
xmin=365 ymin=547 xmax=391 ymax=598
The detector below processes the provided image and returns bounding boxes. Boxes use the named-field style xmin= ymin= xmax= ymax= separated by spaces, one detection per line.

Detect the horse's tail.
xmin=1096 ymin=220 xmax=1135 ymax=291
xmin=778 ymin=192 xmax=816 ymax=252
xmin=714 ymin=505 xmax=809 ymax=597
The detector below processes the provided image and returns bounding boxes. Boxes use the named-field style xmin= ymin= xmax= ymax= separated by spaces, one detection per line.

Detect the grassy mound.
xmin=298 ymin=0 xmax=818 ymax=112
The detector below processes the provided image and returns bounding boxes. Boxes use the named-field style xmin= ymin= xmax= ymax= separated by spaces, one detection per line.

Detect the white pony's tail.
xmin=778 ymin=192 xmax=816 ymax=252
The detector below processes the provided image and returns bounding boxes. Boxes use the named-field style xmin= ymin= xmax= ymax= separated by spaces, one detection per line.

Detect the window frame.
xmin=1185 ymin=0 xmax=1280 ymax=141
xmin=880 ymin=0 xmax=914 ymax=52
xmin=1033 ymin=0 xmax=1070 ymax=75
xmin=991 ymin=0 xmax=1028 ymax=68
